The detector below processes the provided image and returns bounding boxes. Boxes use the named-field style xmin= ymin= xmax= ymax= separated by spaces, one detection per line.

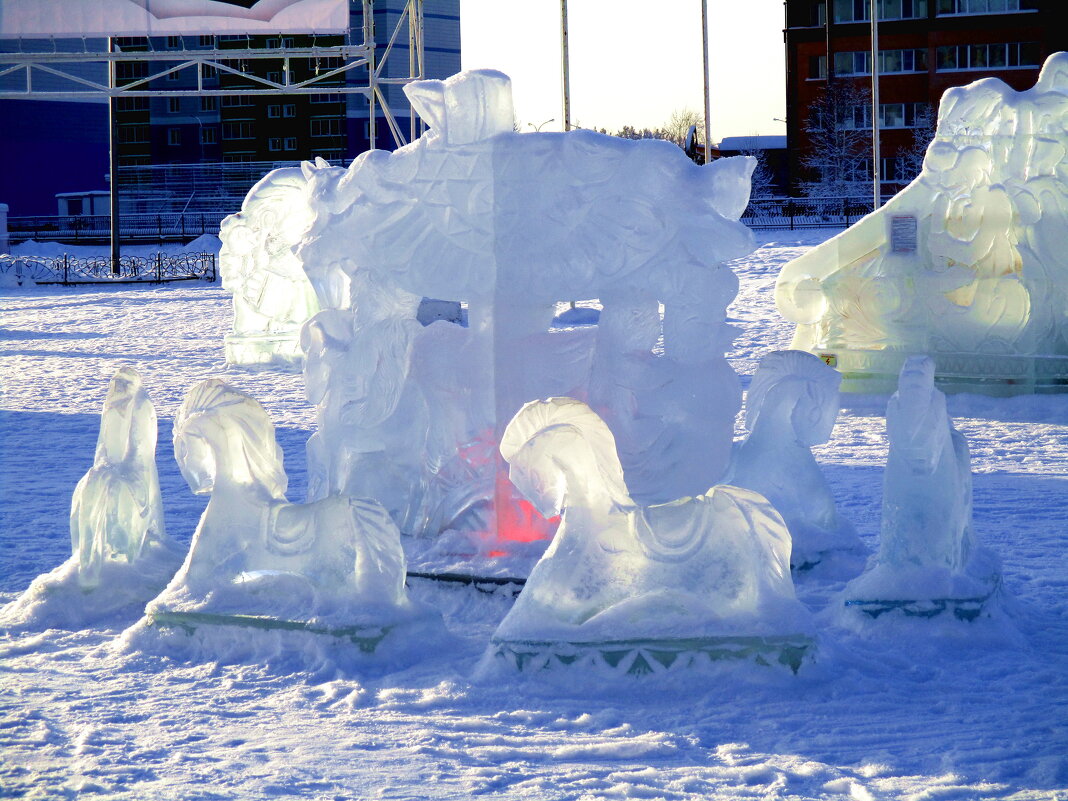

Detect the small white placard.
xmin=890 ymin=215 xmax=918 ymax=253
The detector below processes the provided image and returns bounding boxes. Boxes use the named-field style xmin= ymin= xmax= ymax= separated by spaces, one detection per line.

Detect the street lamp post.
xmin=871 ymin=0 xmax=881 ymax=210
xmin=528 ymin=118 xmax=555 ymax=132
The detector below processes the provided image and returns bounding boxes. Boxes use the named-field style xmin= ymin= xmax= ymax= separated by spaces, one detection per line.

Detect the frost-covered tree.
xmin=897 ymin=103 xmax=937 ymax=184
xmin=663 ymin=108 xmax=704 ymax=147
xmin=801 ymin=80 xmax=873 ymax=198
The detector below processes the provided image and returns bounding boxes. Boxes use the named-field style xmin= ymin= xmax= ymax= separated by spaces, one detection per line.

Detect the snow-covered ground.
xmin=1 ymin=230 xmax=1066 ymax=800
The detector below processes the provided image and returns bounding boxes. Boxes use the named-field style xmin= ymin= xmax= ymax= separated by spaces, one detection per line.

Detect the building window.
xmin=266 ymin=71 xmax=283 ymax=84
xmin=282 ymin=37 xmax=295 ymax=48
xmin=310 ymin=118 xmax=342 ymax=137
xmin=116 ymin=96 xmax=149 ymax=112
xmin=202 ymin=64 xmax=218 ymax=79
xmin=223 ymin=153 xmax=255 ymax=163
xmin=833 ymin=49 xmax=927 ymax=76
xmin=268 ymin=137 xmax=282 ymax=151
xmin=168 ymin=97 xmax=181 ymax=113
xmin=310 ymin=93 xmax=342 ymax=103
xmin=222 ymin=121 xmax=255 ymax=139
xmin=166 ymin=36 xmax=182 ymax=49
xmin=118 ymin=124 xmax=150 ymax=144
xmin=834 ymin=0 xmax=927 ymax=21
xmin=200 ymin=96 xmax=217 ymax=112
xmin=937 ymin=0 xmax=1028 ymax=13
xmin=283 ymin=104 xmax=296 ymax=118
xmin=199 ymin=35 xmax=215 ymax=48
xmin=200 ymin=127 xmax=217 ymax=145
xmin=221 ymin=95 xmax=253 ymax=108
xmin=116 ymin=62 xmax=147 ymax=81
xmin=882 ymin=157 xmax=907 ymax=181
xmin=166 ymin=69 xmax=179 ymax=82
xmin=284 ymin=137 xmax=298 ymax=150
xmin=936 ymin=41 xmax=1040 ymax=71
xmin=840 ymin=102 xmax=929 ymax=129
xmin=267 ymin=105 xmax=281 ymax=118
xmin=167 ymin=128 xmax=181 ymax=146
xmin=810 ymin=55 xmax=828 ymax=79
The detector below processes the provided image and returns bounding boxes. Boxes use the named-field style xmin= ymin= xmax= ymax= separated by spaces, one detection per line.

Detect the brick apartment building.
xmin=784 ymin=0 xmax=1065 ymax=197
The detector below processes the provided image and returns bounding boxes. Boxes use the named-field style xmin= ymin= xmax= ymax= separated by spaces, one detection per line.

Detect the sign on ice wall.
xmin=0 ymin=0 xmax=348 ymax=36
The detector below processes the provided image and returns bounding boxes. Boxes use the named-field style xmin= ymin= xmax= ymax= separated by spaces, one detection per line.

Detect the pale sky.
xmin=460 ymin=0 xmax=787 ymax=142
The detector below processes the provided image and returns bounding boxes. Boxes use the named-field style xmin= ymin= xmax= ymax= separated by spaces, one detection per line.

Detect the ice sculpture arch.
xmin=776 ymin=52 xmax=1068 ymax=394
xmin=842 ymin=357 xmax=1002 ymax=622
xmin=131 ymin=379 xmax=439 ymax=657
xmin=290 ymin=69 xmax=756 ymax=547
xmin=726 ymin=350 xmax=864 ymax=572
xmin=488 ymin=397 xmax=814 ymax=675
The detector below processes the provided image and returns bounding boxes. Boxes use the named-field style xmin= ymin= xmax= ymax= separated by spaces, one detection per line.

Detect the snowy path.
xmin=1 ymin=232 xmax=1066 ymax=800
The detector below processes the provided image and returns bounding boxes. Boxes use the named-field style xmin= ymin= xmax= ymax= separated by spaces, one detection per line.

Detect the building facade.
xmin=784 ymin=0 xmax=1064 ymax=197
xmin=0 ymin=0 xmax=459 ymax=217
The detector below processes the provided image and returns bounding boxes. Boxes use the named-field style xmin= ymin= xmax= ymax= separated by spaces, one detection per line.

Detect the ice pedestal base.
xmin=843 ymin=591 xmax=997 ymax=622
xmin=490 ymin=634 xmax=814 ymax=676
xmin=223 ymin=333 xmax=304 ymax=370
xmin=818 ymin=350 xmax=1068 ymax=397
xmin=148 ymin=610 xmax=395 ymax=653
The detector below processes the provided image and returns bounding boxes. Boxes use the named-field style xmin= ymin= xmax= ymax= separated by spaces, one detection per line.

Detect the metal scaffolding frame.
xmin=0 ymin=0 xmax=426 ymax=260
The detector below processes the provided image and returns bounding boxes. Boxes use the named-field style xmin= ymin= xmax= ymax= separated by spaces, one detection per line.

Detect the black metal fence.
xmin=741 ymin=196 xmax=878 ymax=230
xmin=0 ymin=253 xmax=216 ymax=286
xmin=7 ymin=212 xmax=230 ymax=245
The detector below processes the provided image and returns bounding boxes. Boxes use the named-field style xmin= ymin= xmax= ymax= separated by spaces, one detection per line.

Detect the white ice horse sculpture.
xmin=139 ymin=379 xmax=436 ymax=655
xmin=0 ymin=367 xmax=181 ymax=630
xmin=727 ymin=350 xmax=864 ymax=572
xmin=489 ymin=397 xmax=814 ymax=675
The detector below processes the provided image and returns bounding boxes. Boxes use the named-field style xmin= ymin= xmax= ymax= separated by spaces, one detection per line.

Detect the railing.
xmin=6 ymin=212 xmax=230 ymax=244
xmin=0 ymin=253 xmax=216 ymax=285
xmin=741 ymin=196 xmax=878 ymax=230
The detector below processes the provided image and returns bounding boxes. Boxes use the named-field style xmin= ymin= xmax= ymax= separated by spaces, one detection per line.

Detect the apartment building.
xmin=784 ymin=0 xmax=1064 ymax=196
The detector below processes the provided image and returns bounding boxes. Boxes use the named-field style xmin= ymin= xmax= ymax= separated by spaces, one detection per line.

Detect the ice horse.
xmin=218 ymin=167 xmax=321 ymax=368
xmin=726 ymin=350 xmax=864 ymax=572
xmin=0 ymin=367 xmax=181 ymax=630
xmin=130 ymin=379 xmax=440 ymax=661
xmin=842 ymin=356 xmax=1001 ymax=622
xmin=487 ymin=398 xmax=814 ymax=676
xmin=776 ymin=52 xmax=1068 ymax=395
xmin=290 ymin=69 xmax=756 ymax=551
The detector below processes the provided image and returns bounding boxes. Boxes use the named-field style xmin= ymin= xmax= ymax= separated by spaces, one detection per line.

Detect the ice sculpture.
xmin=289 ymin=69 xmax=755 ymax=550
xmin=219 ymin=167 xmax=320 ymax=368
xmin=131 ymin=379 xmax=439 ymax=658
xmin=487 ymin=398 xmax=814 ymax=675
xmin=0 ymin=368 xmax=181 ymax=630
xmin=842 ymin=357 xmax=1001 ymax=622
xmin=776 ymin=53 xmax=1068 ymax=395
xmin=726 ymin=350 xmax=864 ymax=571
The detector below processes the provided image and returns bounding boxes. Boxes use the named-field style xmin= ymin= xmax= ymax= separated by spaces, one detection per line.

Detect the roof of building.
xmin=717 ymin=135 xmax=787 ymax=151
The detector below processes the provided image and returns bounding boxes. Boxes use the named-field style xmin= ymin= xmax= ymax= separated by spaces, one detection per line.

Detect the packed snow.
xmin=1 ymin=230 xmax=1067 ymax=799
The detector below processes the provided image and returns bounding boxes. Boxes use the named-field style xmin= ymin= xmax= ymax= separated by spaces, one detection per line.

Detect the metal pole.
xmin=870 ymin=0 xmax=881 ymax=209
xmin=108 ymin=37 xmax=120 ymax=273
xmin=408 ymin=0 xmax=416 ymax=143
xmin=701 ymin=0 xmax=711 ymax=164
xmin=366 ymin=0 xmax=377 ymax=148
xmin=560 ymin=0 xmax=571 ymax=131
